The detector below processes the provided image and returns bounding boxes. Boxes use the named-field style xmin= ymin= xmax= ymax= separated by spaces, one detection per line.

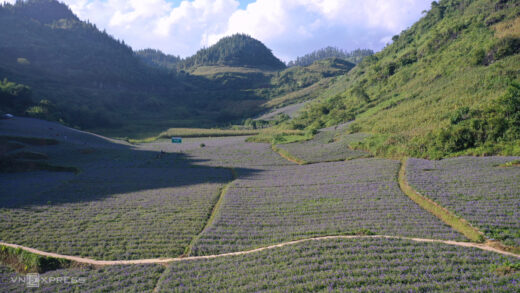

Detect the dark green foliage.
xmin=0 ymin=79 xmax=32 ymax=115
xmin=427 ymin=83 xmax=520 ymax=158
xmin=135 ymin=49 xmax=181 ymax=70
xmin=287 ymin=47 xmax=374 ymax=67
xmin=179 ymin=34 xmax=286 ymax=70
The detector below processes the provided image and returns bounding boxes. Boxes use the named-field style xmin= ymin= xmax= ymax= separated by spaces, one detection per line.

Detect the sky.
xmin=5 ymin=0 xmax=432 ymax=61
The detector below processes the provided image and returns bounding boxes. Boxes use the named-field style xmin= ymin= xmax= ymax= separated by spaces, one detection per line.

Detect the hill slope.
xmin=289 ymin=0 xmax=520 ymax=158
xmin=179 ymin=34 xmax=286 ymax=70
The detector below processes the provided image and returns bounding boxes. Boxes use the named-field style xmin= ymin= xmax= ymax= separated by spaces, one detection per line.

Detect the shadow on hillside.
xmin=0 ymin=132 xmax=261 ymax=208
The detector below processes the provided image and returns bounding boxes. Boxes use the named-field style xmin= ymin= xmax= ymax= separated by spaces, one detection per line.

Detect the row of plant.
xmin=0 ymin=263 xmax=164 ymax=292
xmin=191 ymin=159 xmax=464 ymax=255
xmin=158 ymin=238 xmax=520 ymax=292
xmin=406 ymin=156 xmax=520 ymax=247
xmin=1 ymin=143 xmax=233 ymax=260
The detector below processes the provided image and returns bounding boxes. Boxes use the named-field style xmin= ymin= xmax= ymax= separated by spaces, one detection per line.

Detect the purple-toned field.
xmin=406 ymin=157 xmax=520 ymax=247
xmin=158 ymin=238 xmax=520 ymax=292
xmin=184 ymin=139 xmax=292 ymax=168
xmin=191 ymin=159 xmax=464 ymax=255
xmin=277 ymin=130 xmax=369 ymax=163
xmin=0 ymin=263 xmax=164 ymax=292
xmin=1 ymin=125 xmax=234 ymax=260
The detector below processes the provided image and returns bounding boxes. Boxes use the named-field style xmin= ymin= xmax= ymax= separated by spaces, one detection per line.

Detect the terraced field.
xmin=183 ymin=139 xmax=293 ymax=168
xmin=406 ymin=157 xmax=520 ymax=247
xmin=191 ymin=159 xmax=464 ymax=255
xmin=1 ymin=119 xmax=235 ymax=260
xmin=276 ymin=124 xmax=369 ymax=163
xmin=1 ymin=118 xmax=519 ymax=292
xmin=157 ymin=238 xmax=519 ymax=292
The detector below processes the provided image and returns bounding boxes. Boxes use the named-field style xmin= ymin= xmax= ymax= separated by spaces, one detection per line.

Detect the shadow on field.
xmin=0 ymin=118 xmax=262 ymax=208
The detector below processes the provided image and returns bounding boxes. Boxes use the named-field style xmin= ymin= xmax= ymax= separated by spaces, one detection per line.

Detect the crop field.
xmin=276 ymin=130 xmax=370 ymax=163
xmin=0 ymin=263 xmax=165 ymax=292
xmin=157 ymin=238 xmax=520 ymax=292
xmin=191 ymin=159 xmax=464 ymax=255
xmin=137 ymin=136 xmax=250 ymax=153
xmin=406 ymin=157 xmax=520 ymax=247
xmin=183 ymin=138 xmax=293 ymax=168
xmin=1 ymin=122 xmax=234 ymax=260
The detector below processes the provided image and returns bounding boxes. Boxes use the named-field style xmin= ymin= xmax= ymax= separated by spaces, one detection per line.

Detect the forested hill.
xmin=288 ymin=47 xmax=374 ymax=67
xmin=288 ymin=0 xmax=520 ymax=159
xmin=179 ymin=34 xmax=286 ymax=70
xmin=136 ymin=49 xmax=181 ymax=70
xmin=0 ymin=0 xmax=181 ymax=129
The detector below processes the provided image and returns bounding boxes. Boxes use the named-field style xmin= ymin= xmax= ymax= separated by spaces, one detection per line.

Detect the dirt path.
xmin=1 ymin=235 xmax=518 ymax=267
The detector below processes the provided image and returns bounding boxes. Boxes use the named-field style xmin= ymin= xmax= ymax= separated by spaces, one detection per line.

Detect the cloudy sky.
xmin=6 ymin=0 xmax=432 ymax=61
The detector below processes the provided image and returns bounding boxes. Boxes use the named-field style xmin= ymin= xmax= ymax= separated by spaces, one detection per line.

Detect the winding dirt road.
xmin=1 ymin=235 xmax=518 ymax=267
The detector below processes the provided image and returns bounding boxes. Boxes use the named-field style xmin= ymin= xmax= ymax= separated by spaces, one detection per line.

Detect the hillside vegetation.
xmin=289 ymin=0 xmax=520 ymax=159
xmin=287 ymin=47 xmax=374 ymax=67
xmin=179 ymin=34 xmax=286 ymax=70
xmin=0 ymin=1 xmax=357 ymax=137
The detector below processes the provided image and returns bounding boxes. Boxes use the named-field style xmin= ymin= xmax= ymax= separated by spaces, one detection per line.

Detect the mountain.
xmin=179 ymin=34 xmax=286 ymax=70
xmin=0 ymin=0 xmax=354 ymax=137
xmin=287 ymin=47 xmax=374 ymax=67
xmin=0 ymin=0 xmax=183 ymax=130
xmin=135 ymin=49 xmax=181 ymax=70
xmin=288 ymin=0 xmax=520 ymax=158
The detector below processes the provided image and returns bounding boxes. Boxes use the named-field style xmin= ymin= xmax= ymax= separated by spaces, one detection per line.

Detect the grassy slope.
xmin=289 ymin=0 xmax=520 ymax=158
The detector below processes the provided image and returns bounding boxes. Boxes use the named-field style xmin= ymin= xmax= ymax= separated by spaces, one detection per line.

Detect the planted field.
xmin=185 ymin=139 xmax=293 ymax=168
xmin=406 ymin=157 xmax=520 ymax=247
xmin=0 ymin=263 xmax=164 ymax=292
xmin=191 ymin=159 xmax=464 ymax=255
xmin=158 ymin=238 xmax=520 ymax=292
xmin=1 ymin=140 xmax=233 ymax=260
xmin=276 ymin=130 xmax=369 ymax=163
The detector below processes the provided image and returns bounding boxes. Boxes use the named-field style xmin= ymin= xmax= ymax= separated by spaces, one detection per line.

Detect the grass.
xmin=499 ymin=160 xmax=520 ymax=167
xmin=286 ymin=0 xmax=520 ymax=159
xmin=0 ymin=245 xmax=76 ymax=273
xmin=127 ymin=128 xmax=262 ymax=143
xmin=271 ymin=145 xmax=308 ymax=165
xmin=398 ymin=158 xmax=485 ymax=243
xmin=245 ymin=128 xmax=308 ymax=144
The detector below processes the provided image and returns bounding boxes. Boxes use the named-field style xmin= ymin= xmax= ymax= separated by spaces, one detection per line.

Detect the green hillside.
xmin=289 ymin=0 xmax=520 ymax=158
xmin=287 ymin=47 xmax=374 ymax=67
xmin=179 ymin=34 xmax=286 ymax=70
xmin=135 ymin=49 xmax=181 ymax=70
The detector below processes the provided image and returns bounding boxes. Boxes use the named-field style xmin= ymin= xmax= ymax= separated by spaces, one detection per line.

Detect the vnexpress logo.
xmin=26 ymin=273 xmax=40 ymax=288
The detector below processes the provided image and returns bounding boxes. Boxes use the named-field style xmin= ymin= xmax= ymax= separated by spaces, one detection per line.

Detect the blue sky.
xmin=6 ymin=0 xmax=432 ymax=61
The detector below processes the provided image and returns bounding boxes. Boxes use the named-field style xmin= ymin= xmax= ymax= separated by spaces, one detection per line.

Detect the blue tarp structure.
xmin=171 ymin=137 xmax=182 ymax=144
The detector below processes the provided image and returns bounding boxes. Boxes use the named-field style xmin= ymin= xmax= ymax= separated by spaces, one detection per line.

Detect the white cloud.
xmin=3 ymin=0 xmax=431 ymax=60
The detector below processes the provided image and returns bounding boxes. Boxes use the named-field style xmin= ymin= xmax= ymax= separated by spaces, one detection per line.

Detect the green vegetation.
xmin=287 ymin=47 xmax=374 ymax=67
xmin=126 ymin=127 xmax=264 ymax=143
xmin=179 ymin=34 xmax=286 ymax=70
xmin=135 ymin=49 xmax=180 ymax=70
xmin=0 ymin=1 xmax=356 ymax=136
xmin=0 ymin=79 xmax=33 ymax=115
xmin=0 ymin=245 xmax=73 ymax=273
xmin=287 ymin=0 xmax=520 ymax=159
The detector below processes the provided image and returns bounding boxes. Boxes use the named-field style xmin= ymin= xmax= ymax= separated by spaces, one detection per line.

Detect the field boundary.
xmin=183 ymin=168 xmax=237 ymax=256
xmin=398 ymin=158 xmax=486 ymax=242
xmin=1 ymin=235 xmax=518 ymax=268
xmin=271 ymin=145 xmax=308 ymax=165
